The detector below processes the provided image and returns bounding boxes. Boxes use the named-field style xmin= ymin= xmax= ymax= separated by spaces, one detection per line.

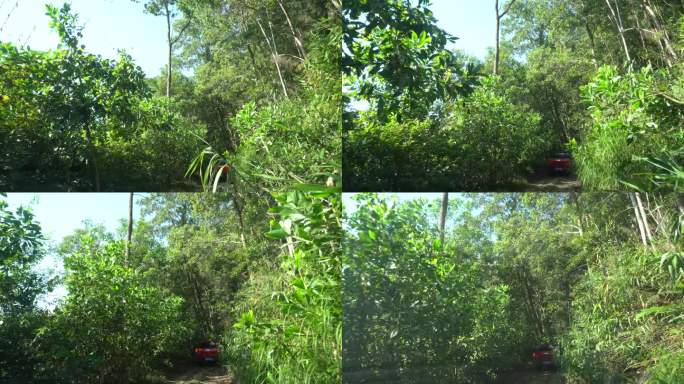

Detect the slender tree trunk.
xmin=84 ymin=123 xmax=100 ymax=192
xmin=633 ymin=11 xmax=648 ymax=53
xmin=277 ymin=0 xmax=305 ymax=59
xmin=439 ymin=193 xmax=448 ymax=248
xmin=232 ymin=191 xmax=247 ymax=247
xmin=570 ymin=192 xmax=585 ymax=236
xmin=494 ymin=0 xmax=516 ymax=75
xmin=604 ymin=0 xmax=632 ymax=64
xmin=188 ymin=267 xmax=210 ymax=334
xmin=494 ymin=1 xmax=501 ymax=75
xmin=256 ymin=18 xmax=289 ymax=98
xmin=165 ymin=3 xmax=172 ymax=98
xmin=126 ymin=192 xmax=133 ymax=265
xmin=520 ymin=266 xmax=543 ymax=337
xmin=584 ymin=20 xmax=599 ymax=69
xmin=247 ymin=43 xmax=260 ymax=84
xmin=641 ymin=0 xmax=678 ymax=63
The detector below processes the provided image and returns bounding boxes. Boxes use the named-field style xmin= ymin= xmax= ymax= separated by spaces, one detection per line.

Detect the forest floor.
xmin=163 ymin=363 xmax=234 ymax=384
xmin=519 ymin=170 xmax=581 ymax=192
xmin=493 ymin=368 xmax=564 ymax=384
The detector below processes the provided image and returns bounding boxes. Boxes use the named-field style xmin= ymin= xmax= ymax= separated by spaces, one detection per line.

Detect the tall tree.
xmin=126 ymin=192 xmax=133 ymax=264
xmin=132 ymin=0 xmax=193 ymax=97
xmin=439 ymin=192 xmax=448 ymax=247
xmin=494 ymin=0 xmax=517 ymax=75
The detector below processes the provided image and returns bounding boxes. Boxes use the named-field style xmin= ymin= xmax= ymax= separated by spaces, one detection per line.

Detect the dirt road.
xmin=165 ymin=364 xmax=233 ymax=384
xmin=494 ymin=369 xmax=564 ymax=384
xmin=523 ymin=173 xmax=581 ymax=192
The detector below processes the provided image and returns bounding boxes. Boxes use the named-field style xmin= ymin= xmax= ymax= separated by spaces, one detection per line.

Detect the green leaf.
xmin=265 ymin=228 xmax=288 ymax=239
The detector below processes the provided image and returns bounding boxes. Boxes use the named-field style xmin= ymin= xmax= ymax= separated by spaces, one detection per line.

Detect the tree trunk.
xmin=84 ymin=123 xmax=100 ymax=192
xmin=584 ymin=20 xmax=599 ymax=69
xmin=439 ymin=193 xmax=448 ymax=248
xmin=494 ymin=1 xmax=501 ymax=75
xmin=641 ymin=0 xmax=678 ymax=64
xmin=256 ymin=17 xmax=289 ymax=98
xmin=604 ymin=0 xmax=632 ymax=64
xmin=277 ymin=0 xmax=305 ymax=59
xmin=494 ymin=0 xmax=516 ymax=75
xmin=165 ymin=3 xmax=172 ymax=98
xmin=520 ymin=265 xmax=544 ymax=337
xmin=231 ymin=187 xmax=247 ymax=247
xmin=570 ymin=192 xmax=585 ymax=236
xmin=126 ymin=192 xmax=133 ymax=265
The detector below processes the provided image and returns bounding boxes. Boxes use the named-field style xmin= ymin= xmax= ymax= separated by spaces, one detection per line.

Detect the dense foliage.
xmin=0 ymin=187 xmax=341 ymax=383
xmin=0 ymin=4 xmax=203 ymax=191
xmin=227 ymin=185 xmax=341 ymax=384
xmin=344 ymin=195 xmax=521 ymax=383
xmin=343 ymin=0 xmax=684 ymax=191
xmin=0 ymin=196 xmax=52 ymax=382
xmin=344 ymin=193 xmax=684 ymax=383
xmin=0 ymin=1 xmax=340 ymax=192
xmin=345 ymin=77 xmax=547 ymax=190
xmin=40 ymin=240 xmax=188 ymax=383
xmin=179 ymin=0 xmax=342 ymax=192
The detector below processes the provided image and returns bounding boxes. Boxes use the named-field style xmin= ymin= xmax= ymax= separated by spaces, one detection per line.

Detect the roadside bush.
xmin=103 ymin=97 xmax=205 ymax=190
xmin=343 ymin=195 xmax=522 ymax=383
xmin=442 ymin=76 xmax=548 ymax=189
xmin=37 ymin=239 xmax=190 ymax=383
xmin=225 ymin=186 xmax=341 ymax=384
xmin=562 ymin=246 xmax=684 ymax=383
xmin=575 ymin=65 xmax=684 ymax=191
xmin=344 ymin=76 xmax=548 ymax=191
xmin=188 ymin=20 xmax=341 ymax=192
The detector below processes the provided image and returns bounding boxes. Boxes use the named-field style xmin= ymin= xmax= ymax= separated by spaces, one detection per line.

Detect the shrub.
xmin=344 ymin=76 xmax=548 ymax=191
xmin=225 ymin=186 xmax=341 ymax=384
xmin=576 ymin=65 xmax=684 ymax=191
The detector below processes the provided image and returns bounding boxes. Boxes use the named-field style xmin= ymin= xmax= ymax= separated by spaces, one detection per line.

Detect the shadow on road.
xmin=523 ymin=172 xmax=581 ymax=192
xmin=494 ymin=368 xmax=564 ymax=384
xmin=164 ymin=362 xmax=233 ymax=384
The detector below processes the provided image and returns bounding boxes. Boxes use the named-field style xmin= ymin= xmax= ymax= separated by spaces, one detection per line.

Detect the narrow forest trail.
xmin=164 ymin=363 xmax=234 ymax=384
xmin=494 ymin=369 xmax=564 ymax=384
xmin=522 ymin=172 xmax=581 ymax=192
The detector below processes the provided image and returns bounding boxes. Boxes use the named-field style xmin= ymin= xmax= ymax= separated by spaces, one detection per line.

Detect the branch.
xmin=170 ymin=11 xmax=193 ymax=46
xmin=656 ymin=92 xmax=684 ymax=106
xmin=499 ymin=0 xmax=517 ymax=18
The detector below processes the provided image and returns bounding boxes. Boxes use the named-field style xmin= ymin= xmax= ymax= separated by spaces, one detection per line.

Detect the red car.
xmin=532 ymin=344 xmax=556 ymax=370
xmin=193 ymin=341 xmax=219 ymax=365
xmin=546 ymin=152 xmax=572 ymax=175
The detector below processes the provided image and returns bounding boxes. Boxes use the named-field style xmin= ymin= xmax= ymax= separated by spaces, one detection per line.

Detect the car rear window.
xmin=554 ymin=152 xmax=571 ymax=158
xmin=199 ymin=341 xmax=217 ymax=348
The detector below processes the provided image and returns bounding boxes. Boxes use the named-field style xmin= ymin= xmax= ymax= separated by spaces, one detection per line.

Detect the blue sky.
xmin=5 ymin=193 xmax=143 ymax=308
xmin=432 ymin=0 xmax=496 ymax=60
xmin=0 ymin=0 xmax=168 ymax=76
xmin=5 ymin=193 xmax=139 ymax=243
xmin=0 ymin=0 xmax=496 ymax=77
